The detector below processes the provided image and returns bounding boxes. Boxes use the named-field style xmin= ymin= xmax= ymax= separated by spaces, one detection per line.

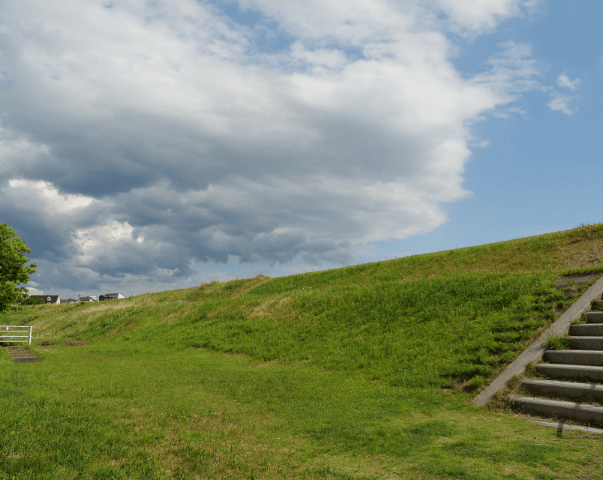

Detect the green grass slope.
xmin=2 ymin=223 xmax=603 ymax=479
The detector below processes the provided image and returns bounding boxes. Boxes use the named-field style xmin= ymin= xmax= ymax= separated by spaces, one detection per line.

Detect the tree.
xmin=0 ymin=223 xmax=37 ymax=312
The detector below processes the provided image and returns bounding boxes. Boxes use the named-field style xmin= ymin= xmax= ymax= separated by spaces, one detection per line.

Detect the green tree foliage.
xmin=0 ymin=223 xmax=37 ymax=311
xmin=20 ymin=297 xmax=45 ymax=306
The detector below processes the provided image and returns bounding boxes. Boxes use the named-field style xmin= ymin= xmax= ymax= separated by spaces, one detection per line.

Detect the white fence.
xmin=0 ymin=326 xmax=33 ymax=345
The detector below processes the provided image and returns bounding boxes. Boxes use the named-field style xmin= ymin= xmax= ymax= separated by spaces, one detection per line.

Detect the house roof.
xmin=29 ymin=295 xmax=60 ymax=303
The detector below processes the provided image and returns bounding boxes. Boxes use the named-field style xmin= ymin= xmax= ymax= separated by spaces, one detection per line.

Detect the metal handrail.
xmin=0 ymin=326 xmax=33 ymax=345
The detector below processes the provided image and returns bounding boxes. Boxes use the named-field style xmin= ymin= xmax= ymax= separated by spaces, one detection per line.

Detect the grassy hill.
xmin=2 ymin=223 xmax=603 ymax=479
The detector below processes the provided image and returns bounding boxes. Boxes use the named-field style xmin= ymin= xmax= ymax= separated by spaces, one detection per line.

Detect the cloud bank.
xmin=0 ymin=0 xmax=551 ymax=293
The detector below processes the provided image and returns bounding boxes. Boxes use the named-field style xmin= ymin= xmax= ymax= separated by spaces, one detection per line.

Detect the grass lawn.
xmin=2 ymin=346 xmax=603 ymax=479
xmin=2 ymin=224 xmax=603 ymax=479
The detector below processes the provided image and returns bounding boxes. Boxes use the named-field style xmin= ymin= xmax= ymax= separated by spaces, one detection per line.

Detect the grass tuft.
xmin=545 ymin=333 xmax=571 ymax=351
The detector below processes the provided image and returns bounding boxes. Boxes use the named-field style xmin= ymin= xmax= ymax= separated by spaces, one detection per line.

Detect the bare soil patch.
xmin=555 ymin=273 xmax=601 ymax=290
xmin=560 ymin=237 xmax=603 ymax=270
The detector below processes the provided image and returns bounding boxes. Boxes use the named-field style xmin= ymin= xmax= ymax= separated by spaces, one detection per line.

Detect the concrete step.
xmin=12 ymin=357 xmax=42 ymax=363
xmin=571 ymin=324 xmax=603 ymax=336
xmin=3 ymin=347 xmax=42 ymax=363
xmin=586 ymin=312 xmax=603 ymax=323
xmin=523 ymin=379 xmax=603 ymax=401
xmin=537 ymin=364 xmax=603 ymax=382
xmin=534 ymin=421 xmax=603 ymax=434
xmin=567 ymin=337 xmax=603 ymax=350
xmin=545 ymin=350 xmax=603 ymax=365
xmin=514 ymin=397 xmax=603 ymax=425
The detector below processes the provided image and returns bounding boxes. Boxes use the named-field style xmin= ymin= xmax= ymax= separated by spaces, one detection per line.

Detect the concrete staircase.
xmin=3 ymin=346 xmax=42 ymax=363
xmin=514 ymin=303 xmax=603 ymax=427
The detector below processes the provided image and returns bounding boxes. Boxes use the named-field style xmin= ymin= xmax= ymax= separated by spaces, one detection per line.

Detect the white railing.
xmin=0 ymin=325 xmax=33 ymax=345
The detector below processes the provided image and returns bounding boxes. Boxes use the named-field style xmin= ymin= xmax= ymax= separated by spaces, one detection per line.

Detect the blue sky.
xmin=432 ymin=1 xmax=602 ymax=250
xmin=0 ymin=0 xmax=601 ymax=297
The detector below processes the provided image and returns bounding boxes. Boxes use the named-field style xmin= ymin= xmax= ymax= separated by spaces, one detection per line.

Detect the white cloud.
xmin=74 ymin=221 xmax=140 ymax=263
xmin=557 ymin=73 xmax=580 ymax=91
xmin=434 ymin=0 xmax=519 ymax=33
xmin=490 ymin=106 xmax=527 ymax=118
xmin=547 ymin=92 xmax=577 ymax=116
xmin=471 ymin=41 xmax=544 ymax=100
xmin=0 ymin=0 xmax=543 ymax=292
xmin=544 ymin=74 xmax=580 ymax=115
xmin=8 ymin=179 xmax=94 ymax=213
xmin=433 ymin=0 xmax=542 ymax=35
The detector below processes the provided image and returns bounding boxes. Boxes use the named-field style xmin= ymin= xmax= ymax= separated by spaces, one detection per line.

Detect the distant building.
xmin=79 ymin=296 xmax=97 ymax=302
xmin=99 ymin=293 xmax=125 ymax=301
xmin=61 ymin=298 xmax=79 ymax=304
xmin=29 ymin=295 xmax=60 ymax=305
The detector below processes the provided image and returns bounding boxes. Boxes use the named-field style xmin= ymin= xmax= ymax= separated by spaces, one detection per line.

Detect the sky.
xmin=1 ymin=0 xmax=601 ymax=298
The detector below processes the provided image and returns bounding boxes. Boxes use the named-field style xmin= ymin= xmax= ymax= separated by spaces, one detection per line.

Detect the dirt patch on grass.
xmin=248 ymin=296 xmax=292 ymax=319
xmin=555 ymin=273 xmax=601 ymax=289
xmin=253 ymin=359 xmax=281 ymax=368
xmin=560 ymin=237 xmax=603 ymax=270
xmin=157 ymin=305 xmax=196 ymax=325
xmin=228 ymin=275 xmax=271 ymax=298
